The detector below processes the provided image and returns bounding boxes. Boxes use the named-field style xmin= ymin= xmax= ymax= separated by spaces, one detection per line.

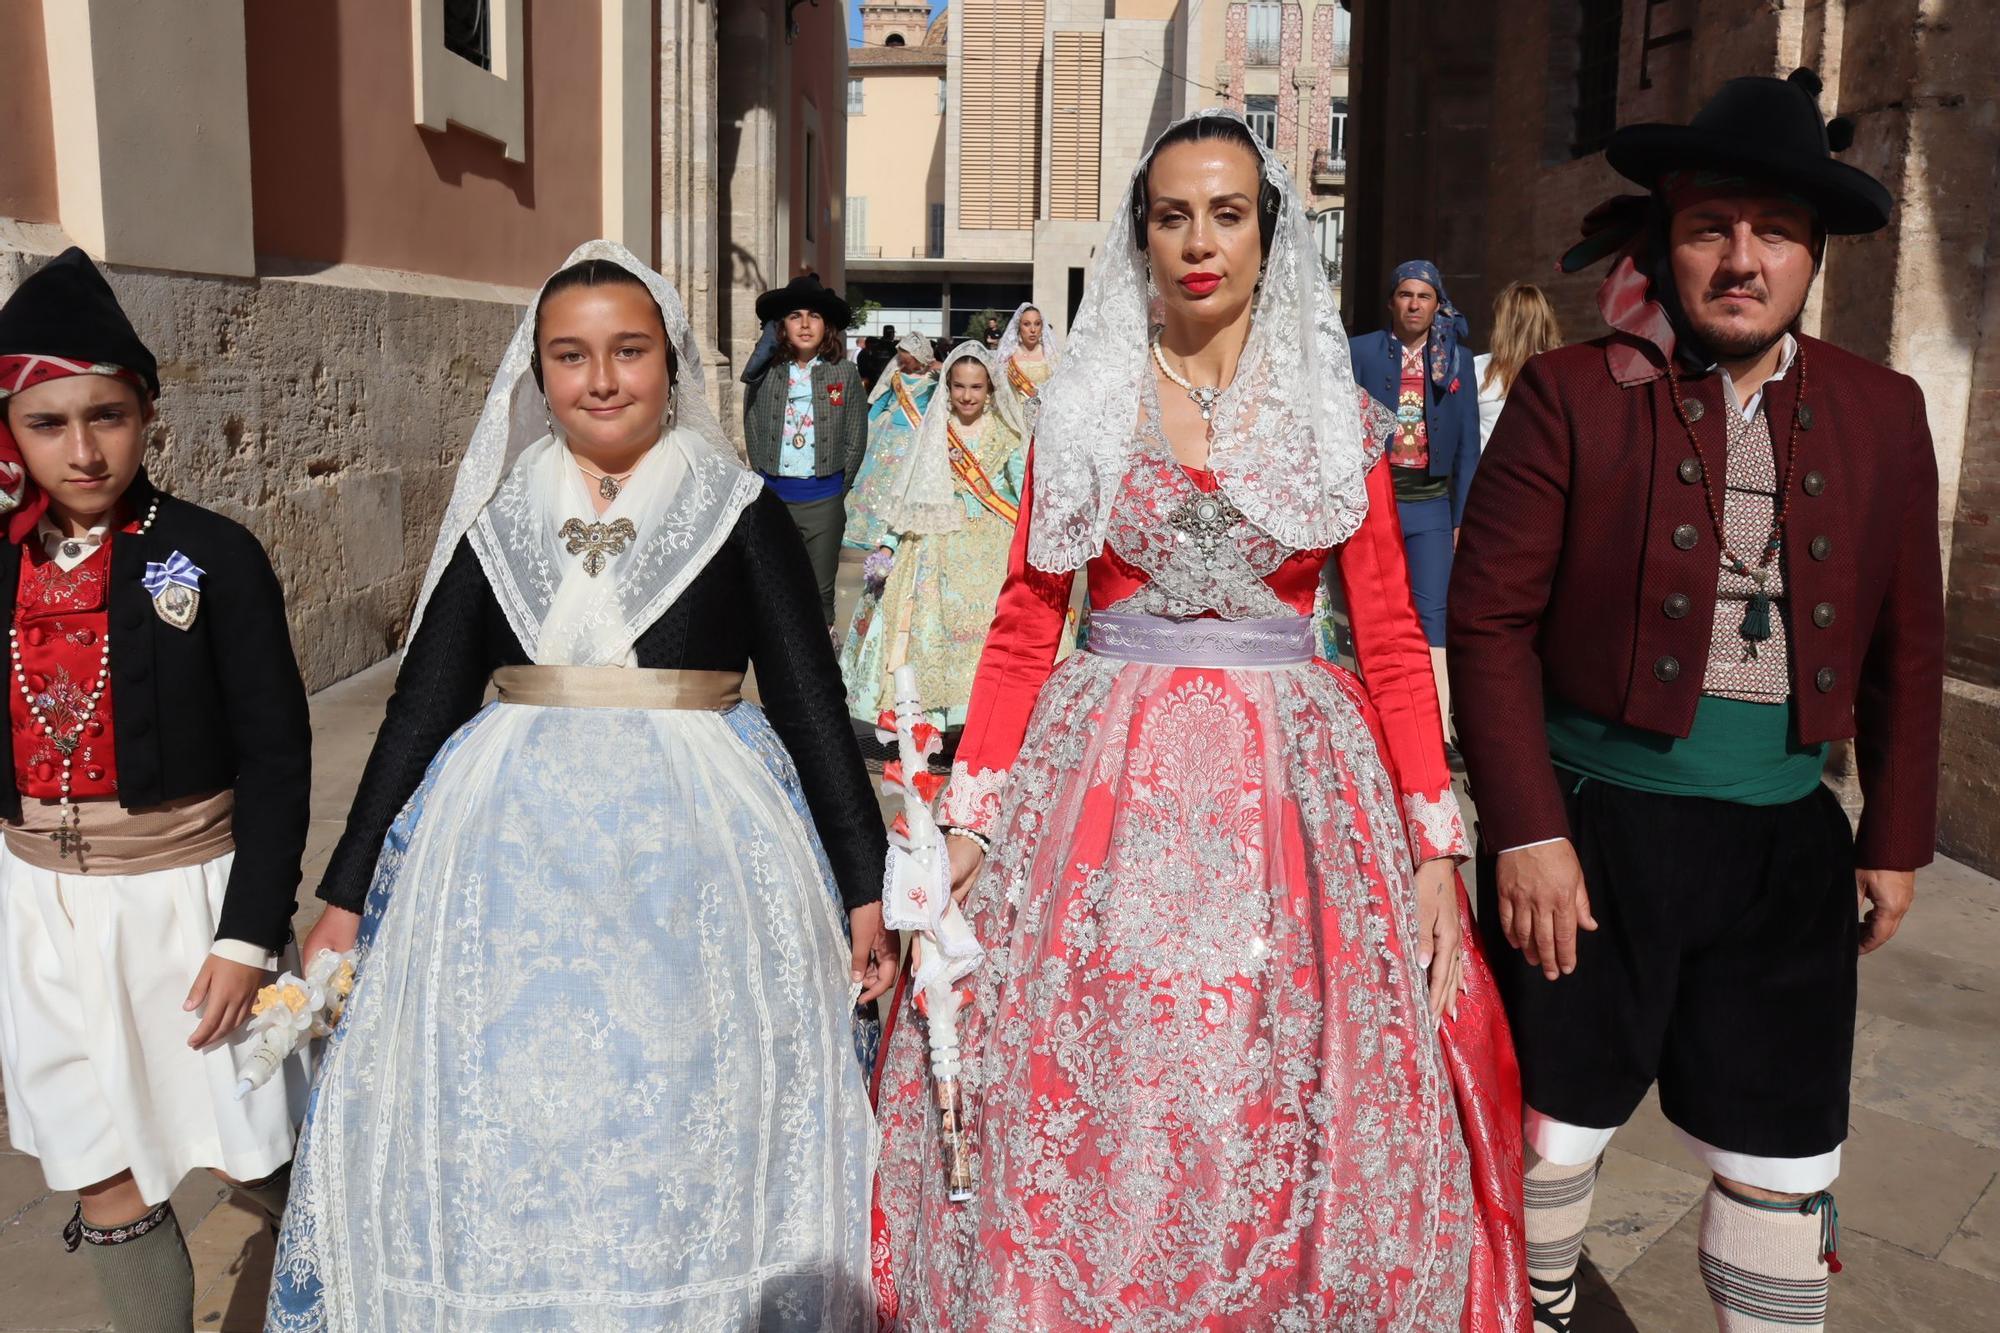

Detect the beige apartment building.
xmin=844 ymin=1 xmax=1352 ymax=340
xmin=0 ymin=0 xmax=848 ymax=689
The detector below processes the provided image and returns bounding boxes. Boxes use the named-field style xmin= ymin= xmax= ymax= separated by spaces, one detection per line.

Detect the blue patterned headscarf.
xmin=1390 ymin=259 xmax=1470 ymax=390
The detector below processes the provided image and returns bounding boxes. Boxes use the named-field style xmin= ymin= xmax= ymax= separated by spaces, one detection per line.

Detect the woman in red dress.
xmin=870 ymin=112 xmax=1528 ymax=1331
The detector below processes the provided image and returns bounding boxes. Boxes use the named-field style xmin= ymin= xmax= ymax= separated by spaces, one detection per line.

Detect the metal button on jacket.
xmin=1803 ymin=470 xmax=1826 ymax=497
xmin=1654 ymin=655 xmax=1682 ymax=682
xmin=1673 ymin=523 xmax=1700 ymax=550
xmin=1664 ymin=592 xmax=1692 ymax=619
xmin=1799 ymin=403 xmax=1816 ymax=430
xmin=1815 ymin=667 xmax=1837 ymax=693
xmin=1678 ymin=458 xmax=1702 ymax=484
xmin=1683 ymin=398 xmax=1706 ymax=423
xmin=1813 ymin=602 xmax=1835 ymax=628
xmin=1809 ymin=535 xmax=1832 ymax=561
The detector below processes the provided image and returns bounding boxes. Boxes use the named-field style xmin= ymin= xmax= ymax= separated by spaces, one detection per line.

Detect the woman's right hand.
xmin=299 ymin=905 xmax=362 ymax=963
xmin=946 ymin=833 xmax=986 ymax=906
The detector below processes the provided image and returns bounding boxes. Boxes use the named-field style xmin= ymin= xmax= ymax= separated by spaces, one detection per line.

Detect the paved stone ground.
xmin=3 ymin=554 xmax=1995 ymax=1329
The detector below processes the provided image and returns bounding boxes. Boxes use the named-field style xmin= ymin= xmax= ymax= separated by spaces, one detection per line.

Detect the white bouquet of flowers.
xmin=233 ymin=947 xmax=357 ymax=1099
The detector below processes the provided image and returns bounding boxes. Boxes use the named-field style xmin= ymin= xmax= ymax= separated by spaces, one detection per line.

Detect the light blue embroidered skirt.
xmin=270 ymin=701 xmax=876 ymax=1331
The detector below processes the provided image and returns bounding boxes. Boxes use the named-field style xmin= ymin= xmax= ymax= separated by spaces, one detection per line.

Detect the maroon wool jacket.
xmin=1447 ymin=333 xmax=1943 ymax=870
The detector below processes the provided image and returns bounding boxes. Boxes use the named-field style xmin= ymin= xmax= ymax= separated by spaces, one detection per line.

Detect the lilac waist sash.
xmin=1084 ymin=612 xmax=1315 ymax=669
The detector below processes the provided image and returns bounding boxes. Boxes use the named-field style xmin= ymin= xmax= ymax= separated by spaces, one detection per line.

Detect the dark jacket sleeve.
xmin=1448 ymin=344 xmax=1482 ymax=527
xmin=209 ymin=527 xmax=314 ymax=952
xmin=317 ymin=539 xmax=496 ymax=912
xmin=1446 ymin=355 xmax=1574 ymax=852
xmin=841 ymin=363 xmax=868 ymax=487
xmin=740 ymin=319 xmax=782 ymax=385
xmin=1853 ymin=378 xmax=1944 ymax=869
xmin=738 ymin=492 xmax=885 ymax=908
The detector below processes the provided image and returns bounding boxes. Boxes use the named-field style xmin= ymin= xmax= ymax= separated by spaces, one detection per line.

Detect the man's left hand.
xmin=1857 ymin=868 xmax=1916 ymax=955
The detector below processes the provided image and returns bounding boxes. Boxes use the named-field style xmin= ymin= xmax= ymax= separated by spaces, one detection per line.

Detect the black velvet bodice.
xmin=319 ymin=490 xmax=885 ymax=912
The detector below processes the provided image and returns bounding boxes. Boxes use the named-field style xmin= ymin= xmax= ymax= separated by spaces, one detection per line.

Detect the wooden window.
xmin=805 ymin=128 xmax=817 ymax=242
xmin=1049 ymin=32 xmax=1103 ymax=223
xmin=846 ymin=197 xmax=869 ymax=255
xmin=411 ymin=0 xmax=524 ymax=161
xmin=848 ymin=78 xmax=865 ymax=115
xmin=929 ymin=203 xmax=946 ymax=257
xmin=1571 ymin=0 xmax=1623 ymax=157
xmin=444 ymin=0 xmax=490 ymax=68
xmin=1328 ymin=96 xmax=1348 ymax=165
xmin=957 ymin=0 xmax=1045 ymax=230
xmin=1245 ymin=95 xmax=1278 ymax=149
xmin=1246 ymin=2 xmax=1282 ymax=66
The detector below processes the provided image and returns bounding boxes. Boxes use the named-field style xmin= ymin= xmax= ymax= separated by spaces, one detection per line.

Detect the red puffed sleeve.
xmin=938 ymin=449 xmax=1075 ymax=836
xmin=1336 ymin=456 xmax=1469 ymax=863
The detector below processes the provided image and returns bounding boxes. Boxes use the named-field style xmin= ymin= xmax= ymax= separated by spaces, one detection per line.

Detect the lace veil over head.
xmin=884 ymin=341 xmax=1022 ymax=537
xmin=996 ymin=300 xmax=1061 ymax=366
xmin=407 ymin=239 xmax=762 ymax=666
xmin=1028 ymin=108 xmax=1374 ymax=572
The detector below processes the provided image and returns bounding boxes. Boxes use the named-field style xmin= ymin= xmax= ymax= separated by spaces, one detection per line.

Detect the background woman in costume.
xmin=741 ymin=275 xmax=868 ymax=626
xmin=0 ymin=250 xmax=311 ymax=1333
xmin=838 ymin=344 xmax=1043 ymax=733
xmin=270 ymin=242 xmax=895 ymax=1332
xmin=844 ymin=330 xmax=940 ymax=552
xmin=994 ymin=301 xmax=1059 ymax=432
xmin=869 ymin=114 xmax=1527 ymax=1331
xmin=1474 ymin=282 xmax=1564 ymax=450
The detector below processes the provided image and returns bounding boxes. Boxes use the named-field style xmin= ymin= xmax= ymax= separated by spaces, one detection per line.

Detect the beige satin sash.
xmin=5 ymin=790 xmax=235 ymax=876
xmin=491 ymin=665 xmax=744 ymax=711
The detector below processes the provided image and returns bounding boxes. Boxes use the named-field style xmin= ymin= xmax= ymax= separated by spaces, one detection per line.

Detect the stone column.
xmin=660 ymin=1 xmax=730 ymax=428
xmin=716 ymin=0 xmax=786 ymax=443
xmin=1277 ymin=3 xmax=1303 ymax=156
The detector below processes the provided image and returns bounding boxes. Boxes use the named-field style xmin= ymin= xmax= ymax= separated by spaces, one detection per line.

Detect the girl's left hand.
xmin=184 ymin=954 xmax=271 ymax=1049
xmin=849 ymin=902 xmax=901 ymax=1005
xmin=1415 ymin=858 xmax=1464 ymax=1022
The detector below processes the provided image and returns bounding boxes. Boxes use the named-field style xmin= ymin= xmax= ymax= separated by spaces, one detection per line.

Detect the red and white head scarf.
xmin=0 ymin=353 xmax=150 ymax=544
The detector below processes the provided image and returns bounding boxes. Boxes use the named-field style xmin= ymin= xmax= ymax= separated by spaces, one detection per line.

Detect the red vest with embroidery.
xmin=11 ymin=538 xmax=118 ymax=799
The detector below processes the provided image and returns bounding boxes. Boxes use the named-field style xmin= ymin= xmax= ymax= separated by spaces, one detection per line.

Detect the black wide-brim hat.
xmin=755 ymin=274 xmax=852 ymax=329
xmin=0 ymin=247 xmax=160 ymax=396
xmin=1606 ymin=69 xmax=1892 ymax=235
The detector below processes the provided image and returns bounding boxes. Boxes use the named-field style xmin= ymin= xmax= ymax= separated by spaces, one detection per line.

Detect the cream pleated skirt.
xmin=0 ymin=846 xmax=305 ymax=1204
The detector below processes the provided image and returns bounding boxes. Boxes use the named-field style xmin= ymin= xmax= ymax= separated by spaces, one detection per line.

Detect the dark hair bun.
xmin=1826 ymin=115 xmax=1856 ymax=153
xmin=1787 ymin=67 xmax=1824 ymax=99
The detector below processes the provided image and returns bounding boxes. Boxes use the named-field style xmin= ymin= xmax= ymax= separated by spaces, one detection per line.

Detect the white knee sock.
xmin=1698 ymin=1181 xmax=1836 ymax=1331
xmin=1524 ymin=1150 xmax=1600 ymax=1331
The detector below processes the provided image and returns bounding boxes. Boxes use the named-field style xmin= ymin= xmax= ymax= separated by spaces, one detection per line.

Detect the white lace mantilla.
xmin=1027 ymin=108 xmax=1374 ymax=572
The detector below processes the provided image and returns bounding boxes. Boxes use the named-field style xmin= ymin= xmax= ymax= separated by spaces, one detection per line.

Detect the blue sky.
xmin=848 ymin=1 xmax=949 ymax=46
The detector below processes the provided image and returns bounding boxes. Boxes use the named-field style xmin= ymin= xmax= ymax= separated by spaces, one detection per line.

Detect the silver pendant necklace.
xmin=574 ymin=460 xmax=636 ymax=501
xmin=1151 ymin=337 xmax=1223 ymax=423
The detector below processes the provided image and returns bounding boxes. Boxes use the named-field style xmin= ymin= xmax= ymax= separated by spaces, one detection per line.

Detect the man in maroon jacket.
xmin=1449 ymin=71 xmax=1942 ymax=1333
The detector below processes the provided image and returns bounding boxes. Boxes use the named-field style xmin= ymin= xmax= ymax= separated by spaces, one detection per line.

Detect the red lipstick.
xmin=1178 ymin=271 xmax=1223 ymax=296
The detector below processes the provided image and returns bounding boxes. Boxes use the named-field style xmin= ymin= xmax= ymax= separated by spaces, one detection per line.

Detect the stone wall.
xmin=0 ymin=229 xmax=523 ymax=692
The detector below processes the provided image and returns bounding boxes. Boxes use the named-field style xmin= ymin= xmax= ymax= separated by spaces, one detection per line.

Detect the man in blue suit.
xmin=1350 ymin=259 xmax=1480 ymax=737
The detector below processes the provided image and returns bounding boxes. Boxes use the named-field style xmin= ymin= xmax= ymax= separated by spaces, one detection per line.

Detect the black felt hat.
xmin=0 ymin=247 xmax=160 ymax=396
xmin=755 ymin=274 xmax=852 ymax=329
xmin=1606 ymin=69 xmax=1891 ymax=235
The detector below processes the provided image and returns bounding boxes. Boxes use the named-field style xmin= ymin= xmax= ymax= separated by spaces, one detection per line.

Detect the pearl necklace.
xmin=1150 ymin=337 xmax=1224 ymax=423
xmin=11 ymin=496 xmax=160 ymax=860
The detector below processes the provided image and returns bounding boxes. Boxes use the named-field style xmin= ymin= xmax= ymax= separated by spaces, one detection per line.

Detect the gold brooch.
xmin=558 ymin=517 xmax=637 ymax=576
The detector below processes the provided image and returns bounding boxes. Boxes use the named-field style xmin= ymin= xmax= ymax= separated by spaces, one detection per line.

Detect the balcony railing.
xmin=847 ymin=246 xmax=883 ymax=260
xmin=1311 ymin=149 xmax=1347 ymax=184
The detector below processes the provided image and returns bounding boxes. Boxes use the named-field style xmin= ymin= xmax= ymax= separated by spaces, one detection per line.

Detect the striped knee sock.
xmin=1698 ymin=1181 xmax=1837 ymax=1331
xmin=1524 ymin=1150 xmax=1600 ymax=1332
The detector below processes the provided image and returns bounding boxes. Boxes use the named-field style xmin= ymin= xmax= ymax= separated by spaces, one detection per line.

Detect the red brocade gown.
xmin=869 ymin=423 xmax=1529 ymax=1331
